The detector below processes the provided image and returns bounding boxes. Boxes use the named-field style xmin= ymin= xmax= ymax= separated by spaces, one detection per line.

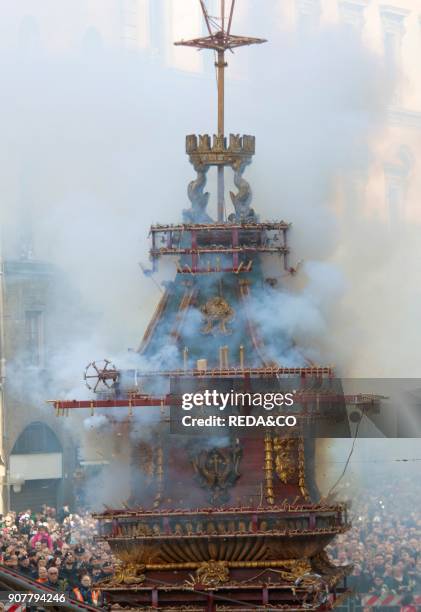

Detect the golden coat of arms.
xmin=200 ymin=296 xmax=234 ymax=335
xmin=191 ymin=444 xmax=242 ymax=505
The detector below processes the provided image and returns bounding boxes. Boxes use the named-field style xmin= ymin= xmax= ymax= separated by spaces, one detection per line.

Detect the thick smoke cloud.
xmin=0 ymin=5 xmax=394 ymax=379
xmin=0 ymin=47 xmax=213 ymax=357
xmin=247 ymin=261 xmax=346 ymax=365
xmin=1 ymin=3 xmax=419 ymax=504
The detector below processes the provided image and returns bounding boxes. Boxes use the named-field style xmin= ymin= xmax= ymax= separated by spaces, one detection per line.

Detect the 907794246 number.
xmin=7 ymin=592 xmax=66 ymax=604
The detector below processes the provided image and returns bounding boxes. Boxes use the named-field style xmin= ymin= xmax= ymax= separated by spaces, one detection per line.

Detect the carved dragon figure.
xmin=229 ymin=160 xmax=257 ymax=222
xmin=183 ymin=164 xmax=213 ymax=223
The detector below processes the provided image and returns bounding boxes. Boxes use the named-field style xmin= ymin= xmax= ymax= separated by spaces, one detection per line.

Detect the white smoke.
xmin=0 ymin=7 xmax=396 ymax=380
xmin=83 ymin=414 xmax=108 ymax=431
xmin=247 ymin=261 xmax=346 ymax=364
xmin=1 ymin=3 xmax=419 ymax=501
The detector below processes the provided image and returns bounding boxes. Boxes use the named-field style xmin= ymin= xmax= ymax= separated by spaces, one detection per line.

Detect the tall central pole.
xmin=217 ymin=0 xmax=225 ymax=222
xmin=177 ymin=0 xmax=266 ymax=219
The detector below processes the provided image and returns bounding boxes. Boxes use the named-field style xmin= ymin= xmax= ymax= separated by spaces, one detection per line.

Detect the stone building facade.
xmin=0 ymin=258 xmax=78 ymax=513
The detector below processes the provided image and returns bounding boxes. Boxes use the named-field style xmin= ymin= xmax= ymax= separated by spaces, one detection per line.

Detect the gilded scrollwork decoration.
xmin=273 ymin=437 xmax=299 ymax=484
xmin=200 ymin=296 xmax=234 ymax=336
xmin=185 ymin=560 xmax=230 ymax=588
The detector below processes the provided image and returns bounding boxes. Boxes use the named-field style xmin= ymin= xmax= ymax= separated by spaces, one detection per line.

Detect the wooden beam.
xmin=227 ymin=0 xmax=236 ymax=35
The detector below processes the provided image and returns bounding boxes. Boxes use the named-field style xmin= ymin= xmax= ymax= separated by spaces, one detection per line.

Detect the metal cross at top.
xmin=175 ymin=1 xmax=266 ymax=221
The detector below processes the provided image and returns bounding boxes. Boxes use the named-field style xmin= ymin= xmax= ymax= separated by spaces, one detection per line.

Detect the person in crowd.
xmin=382 ymin=563 xmax=395 ymax=590
xmin=60 ymin=553 xmax=79 ymax=589
xmin=31 ymin=540 xmax=43 ymax=554
xmin=29 ymin=525 xmax=53 ymax=551
xmin=368 ymin=575 xmax=389 ymax=596
xmin=409 ymin=561 xmax=421 ymax=592
xmin=90 ymin=554 xmax=102 ymax=572
xmin=2 ymin=554 xmax=18 ymax=571
xmin=51 ymin=555 xmax=62 ymax=570
xmin=91 ymin=566 xmax=103 ymax=584
xmin=73 ymin=545 xmax=85 ymax=568
xmin=71 ymin=574 xmax=103 ymax=607
xmin=36 ymin=566 xmax=48 ymax=584
xmin=2 ymin=515 xmax=17 ymax=536
xmin=46 ymin=566 xmax=60 ymax=590
xmin=99 ymin=560 xmax=115 ymax=582
xmin=372 ymin=554 xmax=386 ymax=577
xmin=18 ymin=554 xmax=33 ymax=578
xmin=400 ymin=592 xmax=418 ymax=612
xmin=348 ymin=563 xmax=370 ymax=594
xmin=391 ymin=565 xmax=410 ymax=593
xmin=57 ymin=505 xmax=70 ymax=524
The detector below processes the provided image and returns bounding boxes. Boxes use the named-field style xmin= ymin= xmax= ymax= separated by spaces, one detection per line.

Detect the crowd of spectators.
xmin=0 ymin=504 xmax=113 ymax=606
xmin=0 ymin=474 xmax=418 ymax=609
xmin=328 ymin=475 xmax=420 ymax=605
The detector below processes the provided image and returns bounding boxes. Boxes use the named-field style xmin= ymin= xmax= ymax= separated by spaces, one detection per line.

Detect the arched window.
xmin=339 ymin=2 xmax=367 ymax=32
xmin=12 ymin=422 xmax=62 ymax=455
xmin=384 ymin=145 xmax=414 ymax=224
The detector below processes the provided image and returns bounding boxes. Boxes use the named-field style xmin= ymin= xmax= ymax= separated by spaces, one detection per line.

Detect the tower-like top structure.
xmin=175 ymin=0 xmax=266 ymax=221
xmin=48 ymin=3 xmax=384 ymax=609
